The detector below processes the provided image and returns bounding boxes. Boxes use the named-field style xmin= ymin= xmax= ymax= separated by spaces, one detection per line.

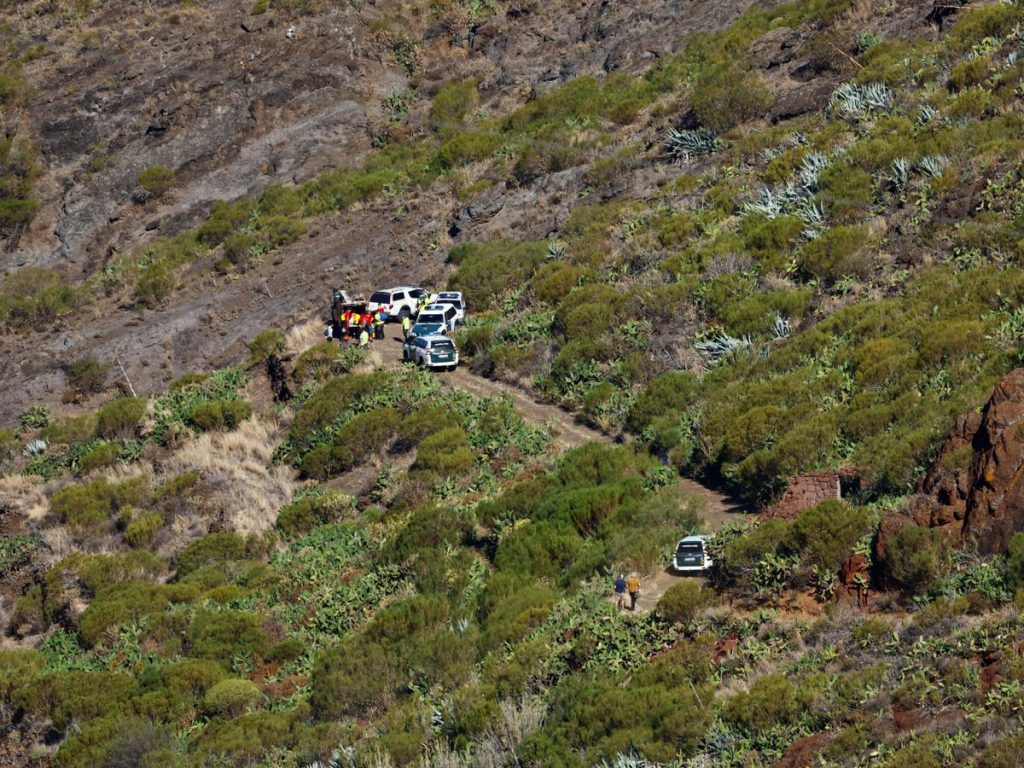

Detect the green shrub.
xmin=883 ymin=523 xmax=947 ymax=591
xmin=791 ymin=501 xmax=871 ymax=570
xmin=50 ymin=478 xmax=146 ymax=536
xmin=62 ymin=356 xmax=110 ymax=397
xmin=691 ymin=63 xmax=772 ymax=132
xmin=78 ymin=442 xmax=120 ymax=474
xmin=656 ymin=580 xmax=715 ymax=624
xmin=448 ymin=240 xmax=547 ymax=310
xmin=134 ymin=259 xmax=176 ymax=307
xmin=299 ymin=407 xmax=402 ymax=479
xmin=431 ymin=79 xmax=479 ymax=128
xmin=718 ymin=520 xmax=794 ymax=583
xmin=95 ymin=397 xmax=147 ymax=439
xmin=176 ymin=533 xmax=247 ymax=577
xmin=137 ymin=165 xmax=176 ymax=196
xmin=722 ymin=673 xmax=807 ymax=733
xmin=797 ymin=224 xmax=872 ymax=281
xmin=187 ymin=610 xmax=268 ymax=666
xmin=197 ymin=200 xmax=254 ymax=247
xmin=978 ymin=733 xmax=1024 ymax=768
xmin=275 ymin=492 xmax=352 ymax=539
xmin=188 ymin=399 xmax=252 ymax=431
xmin=79 ymin=582 xmax=193 ymax=646
xmin=202 ymin=678 xmax=262 ymax=717
xmin=413 ymin=426 xmax=475 ymax=476
xmin=0 ymin=267 xmax=83 ymax=330
xmin=193 ymin=712 xmax=293 ymax=766
xmin=289 ymin=372 xmax=388 ymax=451
xmin=1007 ymin=533 xmax=1024 ymax=591
xmin=740 ymin=214 xmax=804 ymax=271
xmin=438 ymin=132 xmax=502 ymax=168
xmin=125 ymin=511 xmax=163 ymax=548
xmin=495 ymin=520 xmax=583 ymax=582
xmin=816 ymin=163 xmax=874 ymax=223
xmin=246 ymin=328 xmax=284 ymax=366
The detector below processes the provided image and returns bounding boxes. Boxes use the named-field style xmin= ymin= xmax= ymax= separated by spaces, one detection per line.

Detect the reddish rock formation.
xmin=902 ymin=369 xmax=1024 ymax=553
xmin=764 ymin=470 xmax=852 ymax=520
xmin=775 ymin=732 xmax=832 ymax=768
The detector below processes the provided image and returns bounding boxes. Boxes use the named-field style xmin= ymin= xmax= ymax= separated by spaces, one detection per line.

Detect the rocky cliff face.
xmin=907 ymin=368 xmax=1024 ymax=553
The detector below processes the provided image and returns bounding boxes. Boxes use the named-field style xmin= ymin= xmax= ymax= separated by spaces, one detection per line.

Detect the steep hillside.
xmin=3 ymin=0 xmax=1024 ymax=765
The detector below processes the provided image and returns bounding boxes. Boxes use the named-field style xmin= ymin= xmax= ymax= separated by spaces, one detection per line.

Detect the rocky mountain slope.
xmin=2 ymin=0 xmax=1024 ymax=765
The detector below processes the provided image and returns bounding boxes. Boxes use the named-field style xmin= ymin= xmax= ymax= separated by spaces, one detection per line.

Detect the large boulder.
xmin=902 ymin=368 xmax=1024 ymax=553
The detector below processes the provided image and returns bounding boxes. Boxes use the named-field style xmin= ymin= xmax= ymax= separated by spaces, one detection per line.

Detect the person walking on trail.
xmin=614 ymin=573 xmax=627 ymax=611
xmin=401 ymin=314 xmax=412 ymax=340
xmin=417 ymin=293 xmax=429 ymax=314
xmin=373 ymin=309 xmax=386 ymax=340
xmin=626 ymin=573 xmax=640 ymax=611
xmin=358 ymin=327 xmax=370 ymax=348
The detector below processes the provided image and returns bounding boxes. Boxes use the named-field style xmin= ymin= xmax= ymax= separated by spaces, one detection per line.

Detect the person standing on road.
xmin=626 ymin=572 xmax=640 ymax=611
xmin=373 ymin=309 xmax=386 ymax=340
xmin=401 ymin=314 xmax=412 ymax=340
xmin=614 ymin=573 xmax=627 ymax=611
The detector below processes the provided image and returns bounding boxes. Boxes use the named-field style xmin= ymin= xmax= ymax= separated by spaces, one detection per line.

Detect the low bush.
xmin=691 ymin=63 xmax=772 ymax=132
xmin=448 ymin=240 xmax=547 ymax=311
xmin=797 ymin=224 xmax=872 ymax=281
xmin=188 ymin=399 xmax=251 ymax=431
xmin=882 ymin=523 xmax=947 ymax=591
xmin=125 ymin=511 xmax=163 ymax=548
xmin=299 ymin=407 xmax=401 ymax=479
xmin=187 ymin=610 xmax=268 ymax=666
xmin=49 ymin=477 xmax=147 ymax=537
xmin=722 ymin=673 xmax=809 ymax=733
xmin=413 ymin=426 xmax=475 ymax=476
xmin=246 ymin=328 xmax=284 ymax=366
xmin=656 ymin=580 xmax=716 ymax=624
xmin=95 ymin=397 xmax=147 ymax=439
xmin=78 ymin=442 xmax=120 ymax=474
xmin=62 ymin=356 xmax=110 ymax=397
xmin=202 ymin=678 xmax=262 ymax=717
xmin=137 ymin=165 xmax=176 ymax=196
xmin=275 ymin=492 xmax=352 ymax=539
xmin=176 ymin=533 xmax=248 ymax=577
xmin=0 ymin=266 xmax=84 ymax=330
xmin=791 ymin=501 xmax=871 ymax=571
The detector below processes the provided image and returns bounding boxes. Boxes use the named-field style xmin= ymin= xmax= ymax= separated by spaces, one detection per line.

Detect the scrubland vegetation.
xmin=4 ymin=0 xmax=1024 ymax=764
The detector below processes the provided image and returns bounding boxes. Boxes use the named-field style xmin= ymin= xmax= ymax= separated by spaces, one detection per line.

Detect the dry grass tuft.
xmin=285 ymin=318 xmax=324 ymax=356
xmin=0 ymin=475 xmax=50 ymax=522
xmin=161 ymin=417 xmax=297 ymax=536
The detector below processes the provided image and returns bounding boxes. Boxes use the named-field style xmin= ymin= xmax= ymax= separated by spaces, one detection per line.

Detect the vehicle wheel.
xmin=448 ymin=365 xmax=457 ymax=372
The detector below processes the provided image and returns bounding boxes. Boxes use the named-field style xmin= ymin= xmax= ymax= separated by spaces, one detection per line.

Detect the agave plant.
xmin=798 ymin=152 xmax=830 ymax=191
xmin=916 ymin=104 xmax=939 ymax=126
xmin=665 ymin=126 xmax=720 ymax=160
xmin=546 ymin=239 xmax=566 ymax=259
xmin=890 ymin=157 xmax=911 ymax=190
xmin=770 ymin=313 xmax=792 ymax=340
xmin=917 ymin=154 xmax=950 ymax=178
xmin=594 ymin=753 xmax=653 ymax=768
xmin=695 ymin=332 xmax=753 ymax=363
xmin=829 ymin=81 xmax=894 ymax=118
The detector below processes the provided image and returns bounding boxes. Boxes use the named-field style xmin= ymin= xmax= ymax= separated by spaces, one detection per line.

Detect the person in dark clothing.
xmin=613 ymin=573 xmax=626 ymax=611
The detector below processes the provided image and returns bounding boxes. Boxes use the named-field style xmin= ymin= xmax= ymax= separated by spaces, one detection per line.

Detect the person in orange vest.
xmin=626 ymin=573 xmax=640 ymax=611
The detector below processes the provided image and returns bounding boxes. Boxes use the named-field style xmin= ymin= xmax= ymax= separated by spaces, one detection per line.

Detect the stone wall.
xmin=763 ymin=471 xmax=844 ymax=520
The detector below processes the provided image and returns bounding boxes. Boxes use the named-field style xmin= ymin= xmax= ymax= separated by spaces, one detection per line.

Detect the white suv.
xmin=432 ymin=291 xmax=466 ymax=324
xmin=367 ymin=287 xmax=431 ymax=320
xmin=672 ymin=535 xmax=713 ymax=573
xmin=403 ymin=334 xmax=459 ymax=371
xmin=416 ymin=303 xmax=459 ymax=333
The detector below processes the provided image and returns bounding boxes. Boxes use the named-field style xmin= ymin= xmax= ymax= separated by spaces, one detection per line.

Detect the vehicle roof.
xmin=420 ymin=334 xmax=455 ymax=344
xmin=437 ymin=291 xmax=462 ymax=297
xmin=678 ymin=535 xmax=706 ymax=544
xmin=376 ymin=286 xmax=421 ymax=293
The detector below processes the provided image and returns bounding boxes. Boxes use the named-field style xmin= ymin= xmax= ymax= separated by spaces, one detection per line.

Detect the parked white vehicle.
xmin=403 ymin=334 xmax=459 ymax=371
xmin=672 ymin=535 xmax=713 ymax=573
xmin=416 ymin=303 xmax=459 ymax=333
xmin=367 ymin=286 xmax=431 ymax=320
xmin=431 ymin=291 xmax=466 ymax=324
